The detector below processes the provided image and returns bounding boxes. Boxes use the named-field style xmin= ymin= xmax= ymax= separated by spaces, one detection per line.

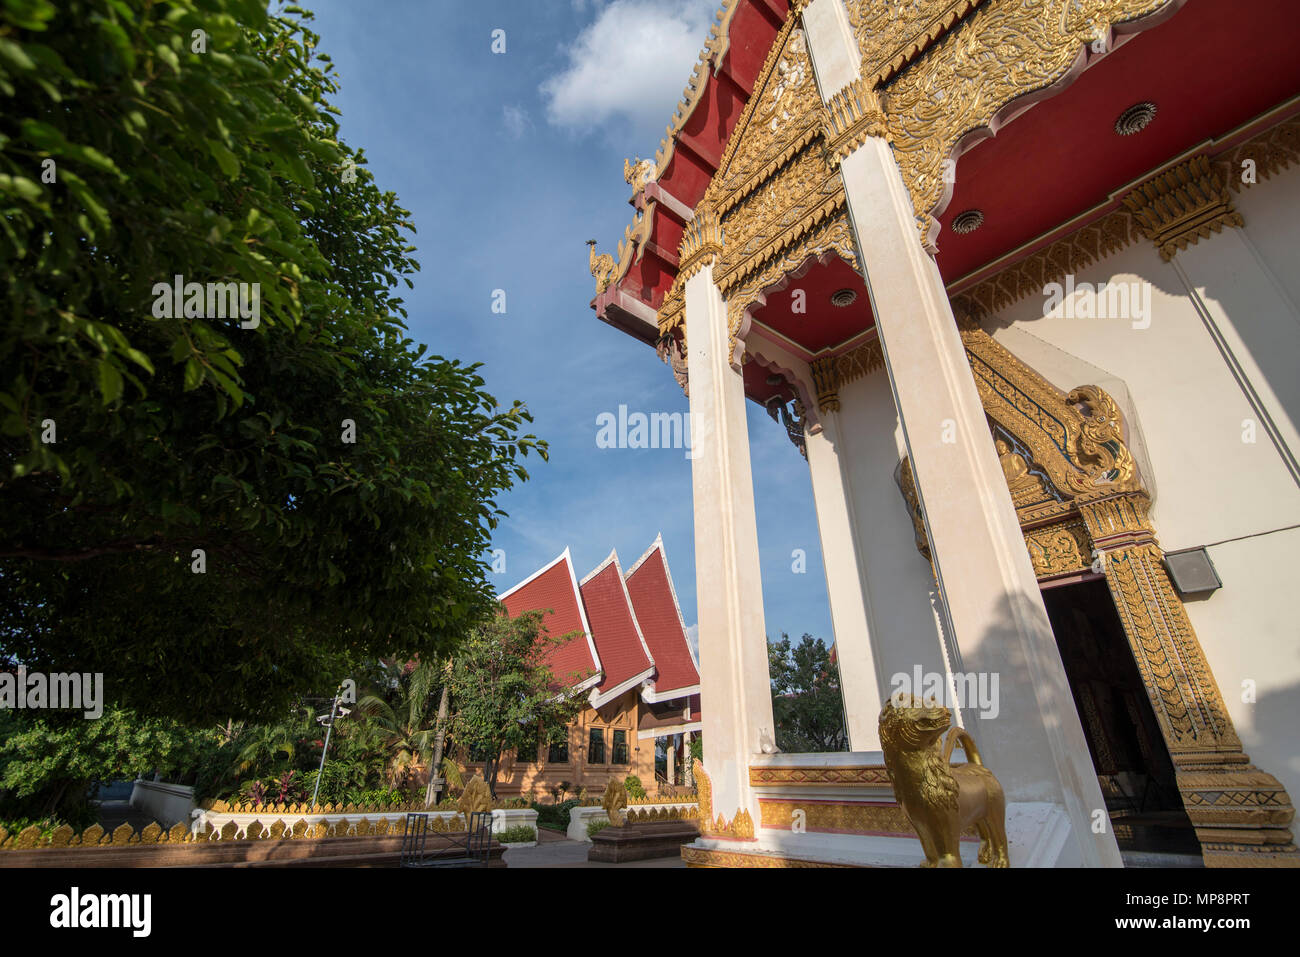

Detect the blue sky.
xmin=304 ymin=0 xmax=832 ymax=647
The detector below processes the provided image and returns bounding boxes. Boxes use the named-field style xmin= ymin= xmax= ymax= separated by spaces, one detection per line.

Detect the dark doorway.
xmin=1042 ymin=579 xmax=1202 ymax=861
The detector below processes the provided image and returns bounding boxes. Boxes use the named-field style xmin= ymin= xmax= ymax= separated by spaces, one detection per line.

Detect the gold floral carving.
xmin=962 ymin=327 xmax=1140 ymax=506
xmin=723 ymin=211 xmax=859 ymax=354
xmin=748 ymin=764 xmax=891 ymax=787
xmin=824 ymin=76 xmax=891 ymax=164
xmin=845 ymin=0 xmax=988 ymax=84
xmin=711 ymin=21 xmax=823 ymax=216
xmin=677 ymin=203 xmax=724 ymax=284
xmin=1122 ymin=155 xmax=1243 ymax=261
xmin=809 ymin=356 xmax=841 ymax=413
xmin=883 ymin=0 xmax=1178 ymax=241
xmin=1023 ymin=520 xmax=1089 ymax=578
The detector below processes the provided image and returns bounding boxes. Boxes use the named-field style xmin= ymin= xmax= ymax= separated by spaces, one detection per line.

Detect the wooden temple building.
xmin=459 ymin=538 xmax=701 ymax=800
xmin=588 ymin=0 xmax=1300 ymax=866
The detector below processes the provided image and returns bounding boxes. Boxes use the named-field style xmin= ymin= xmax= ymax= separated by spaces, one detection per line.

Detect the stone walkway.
xmin=504 ymin=827 xmax=685 ymax=868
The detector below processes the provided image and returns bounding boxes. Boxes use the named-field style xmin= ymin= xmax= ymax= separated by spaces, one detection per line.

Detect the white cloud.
xmin=502 ymin=104 xmax=531 ymax=139
xmin=684 ymin=622 xmax=699 ymax=665
xmin=542 ymin=0 xmax=718 ymax=139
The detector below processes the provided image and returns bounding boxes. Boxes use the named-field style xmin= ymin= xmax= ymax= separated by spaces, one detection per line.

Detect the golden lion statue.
xmin=879 ymin=696 xmax=1009 ymax=868
xmin=460 ymin=774 xmax=492 ymax=815
xmin=602 ymin=778 xmax=627 ymax=827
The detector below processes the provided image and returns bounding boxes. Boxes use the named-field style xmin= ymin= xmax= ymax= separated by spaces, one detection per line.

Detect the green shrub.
xmin=532 ymin=798 xmax=579 ymax=829
xmin=496 ymin=824 xmax=536 ymax=844
xmin=586 ymin=818 xmax=610 ymax=839
xmin=624 ymin=775 xmax=646 ymax=800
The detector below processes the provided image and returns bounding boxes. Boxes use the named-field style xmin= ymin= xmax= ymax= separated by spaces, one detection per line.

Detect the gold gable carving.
xmin=846 ymin=0 xmax=988 ymax=84
xmin=881 ymin=0 xmax=1179 ymax=243
xmin=659 ymin=15 xmax=860 ymax=357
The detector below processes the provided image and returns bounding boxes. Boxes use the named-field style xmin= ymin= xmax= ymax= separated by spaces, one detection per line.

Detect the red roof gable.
xmin=625 ymin=537 xmax=700 ymax=699
xmin=579 ymin=552 xmax=656 ymax=705
xmin=498 ymin=550 xmax=600 ymax=691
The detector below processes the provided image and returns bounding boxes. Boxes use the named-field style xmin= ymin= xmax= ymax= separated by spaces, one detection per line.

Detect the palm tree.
xmin=357 ymin=659 xmax=442 ymax=794
xmin=235 ymin=718 xmax=300 ymax=777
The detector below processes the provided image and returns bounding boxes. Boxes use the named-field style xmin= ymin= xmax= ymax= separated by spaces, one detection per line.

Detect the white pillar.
xmin=685 ymin=261 xmax=775 ymax=825
xmin=805 ymin=413 xmax=884 ymax=749
xmin=803 ymin=0 xmax=1121 ymax=867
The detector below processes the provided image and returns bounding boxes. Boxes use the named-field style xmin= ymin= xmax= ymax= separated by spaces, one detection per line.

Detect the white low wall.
xmin=567 ymin=805 xmax=623 ymax=842
xmin=190 ymin=806 xmax=538 ymax=840
xmin=129 ymin=780 xmax=195 ymax=828
xmin=490 ymin=808 xmax=538 ymax=836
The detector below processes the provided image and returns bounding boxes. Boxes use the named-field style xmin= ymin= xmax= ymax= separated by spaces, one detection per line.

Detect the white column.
xmin=804 ymin=0 xmax=1121 ymax=867
xmin=805 ymin=413 xmax=884 ymax=749
xmin=685 ymin=261 xmax=775 ymax=825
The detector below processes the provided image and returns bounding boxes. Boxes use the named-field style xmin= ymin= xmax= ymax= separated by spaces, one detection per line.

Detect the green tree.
xmin=447 ymin=608 xmax=588 ymax=797
xmin=0 ymin=0 xmax=544 ymax=722
xmin=0 ymin=707 xmax=196 ymax=826
xmin=768 ymin=633 xmax=848 ymax=753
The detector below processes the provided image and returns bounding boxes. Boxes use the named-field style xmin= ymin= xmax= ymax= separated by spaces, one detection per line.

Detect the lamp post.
xmin=310 ymin=688 xmax=351 ymax=810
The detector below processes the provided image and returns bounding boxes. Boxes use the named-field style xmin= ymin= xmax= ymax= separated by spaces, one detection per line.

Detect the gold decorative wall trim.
xmin=1122 ymin=154 xmax=1243 ymax=261
xmin=1222 ymin=112 xmax=1300 ymax=191
xmin=749 ymin=764 xmax=891 ymax=787
xmin=625 ymin=805 xmax=699 ymax=824
xmin=758 ymin=799 xmax=945 ymax=836
xmin=835 ymin=338 xmax=885 ymax=384
xmin=693 ymin=758 xmax=756 ymax=840
xmin=951 ymin=211 xmax=1142 ymax=318
xmin=824 ymin=76 xmax=891 ymax=164
xmin=682 ymin=845 xmax=852 ymax=868
xmin=951 ymin=112 xmax=1300 ymax=315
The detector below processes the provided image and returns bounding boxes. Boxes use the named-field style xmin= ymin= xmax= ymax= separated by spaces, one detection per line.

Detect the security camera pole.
xmin=310 ymin=687 xmax=351 ymax=810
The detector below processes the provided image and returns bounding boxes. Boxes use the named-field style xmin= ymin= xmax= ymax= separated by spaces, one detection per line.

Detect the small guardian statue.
xmin=602 ymin=778 xmax=627 ymax=827
xmin=460 ymin=774 xmax=492 ymax=816
xmin=879 ymin=695 xmax=1010 ymax=867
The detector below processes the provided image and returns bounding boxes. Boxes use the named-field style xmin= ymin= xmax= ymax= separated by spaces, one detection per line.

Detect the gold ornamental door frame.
xmin=921 ymin=322 xmax=1297 ymax=867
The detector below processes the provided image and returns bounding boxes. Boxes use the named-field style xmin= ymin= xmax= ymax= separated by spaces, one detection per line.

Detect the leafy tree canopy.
xmin=768 ymin=633 xmax=848 ymax=753
xmin=447 ymin=608 xmax=588 ymax=795
xmin=0 ymin=0 xmax=545 ymax=722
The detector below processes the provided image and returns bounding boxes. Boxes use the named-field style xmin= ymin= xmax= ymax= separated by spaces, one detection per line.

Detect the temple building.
xmin=588 ymin=0 xmax=1299 ymax=867
xmin=459 ymin=538 xmax=701 ymax=799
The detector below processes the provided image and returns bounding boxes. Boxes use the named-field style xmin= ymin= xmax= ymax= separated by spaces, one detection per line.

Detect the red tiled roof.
xmin=580 ymin=552 xmax=656 ymax=705
xmin=498 ymin=550 xmax=599 ymax=691
xmin=625 ymin=537 xmax=700 ymax=699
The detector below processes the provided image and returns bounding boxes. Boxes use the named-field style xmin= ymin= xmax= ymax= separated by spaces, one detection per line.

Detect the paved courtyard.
xmin=503 ymin=827 xmax=686 ymax=868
